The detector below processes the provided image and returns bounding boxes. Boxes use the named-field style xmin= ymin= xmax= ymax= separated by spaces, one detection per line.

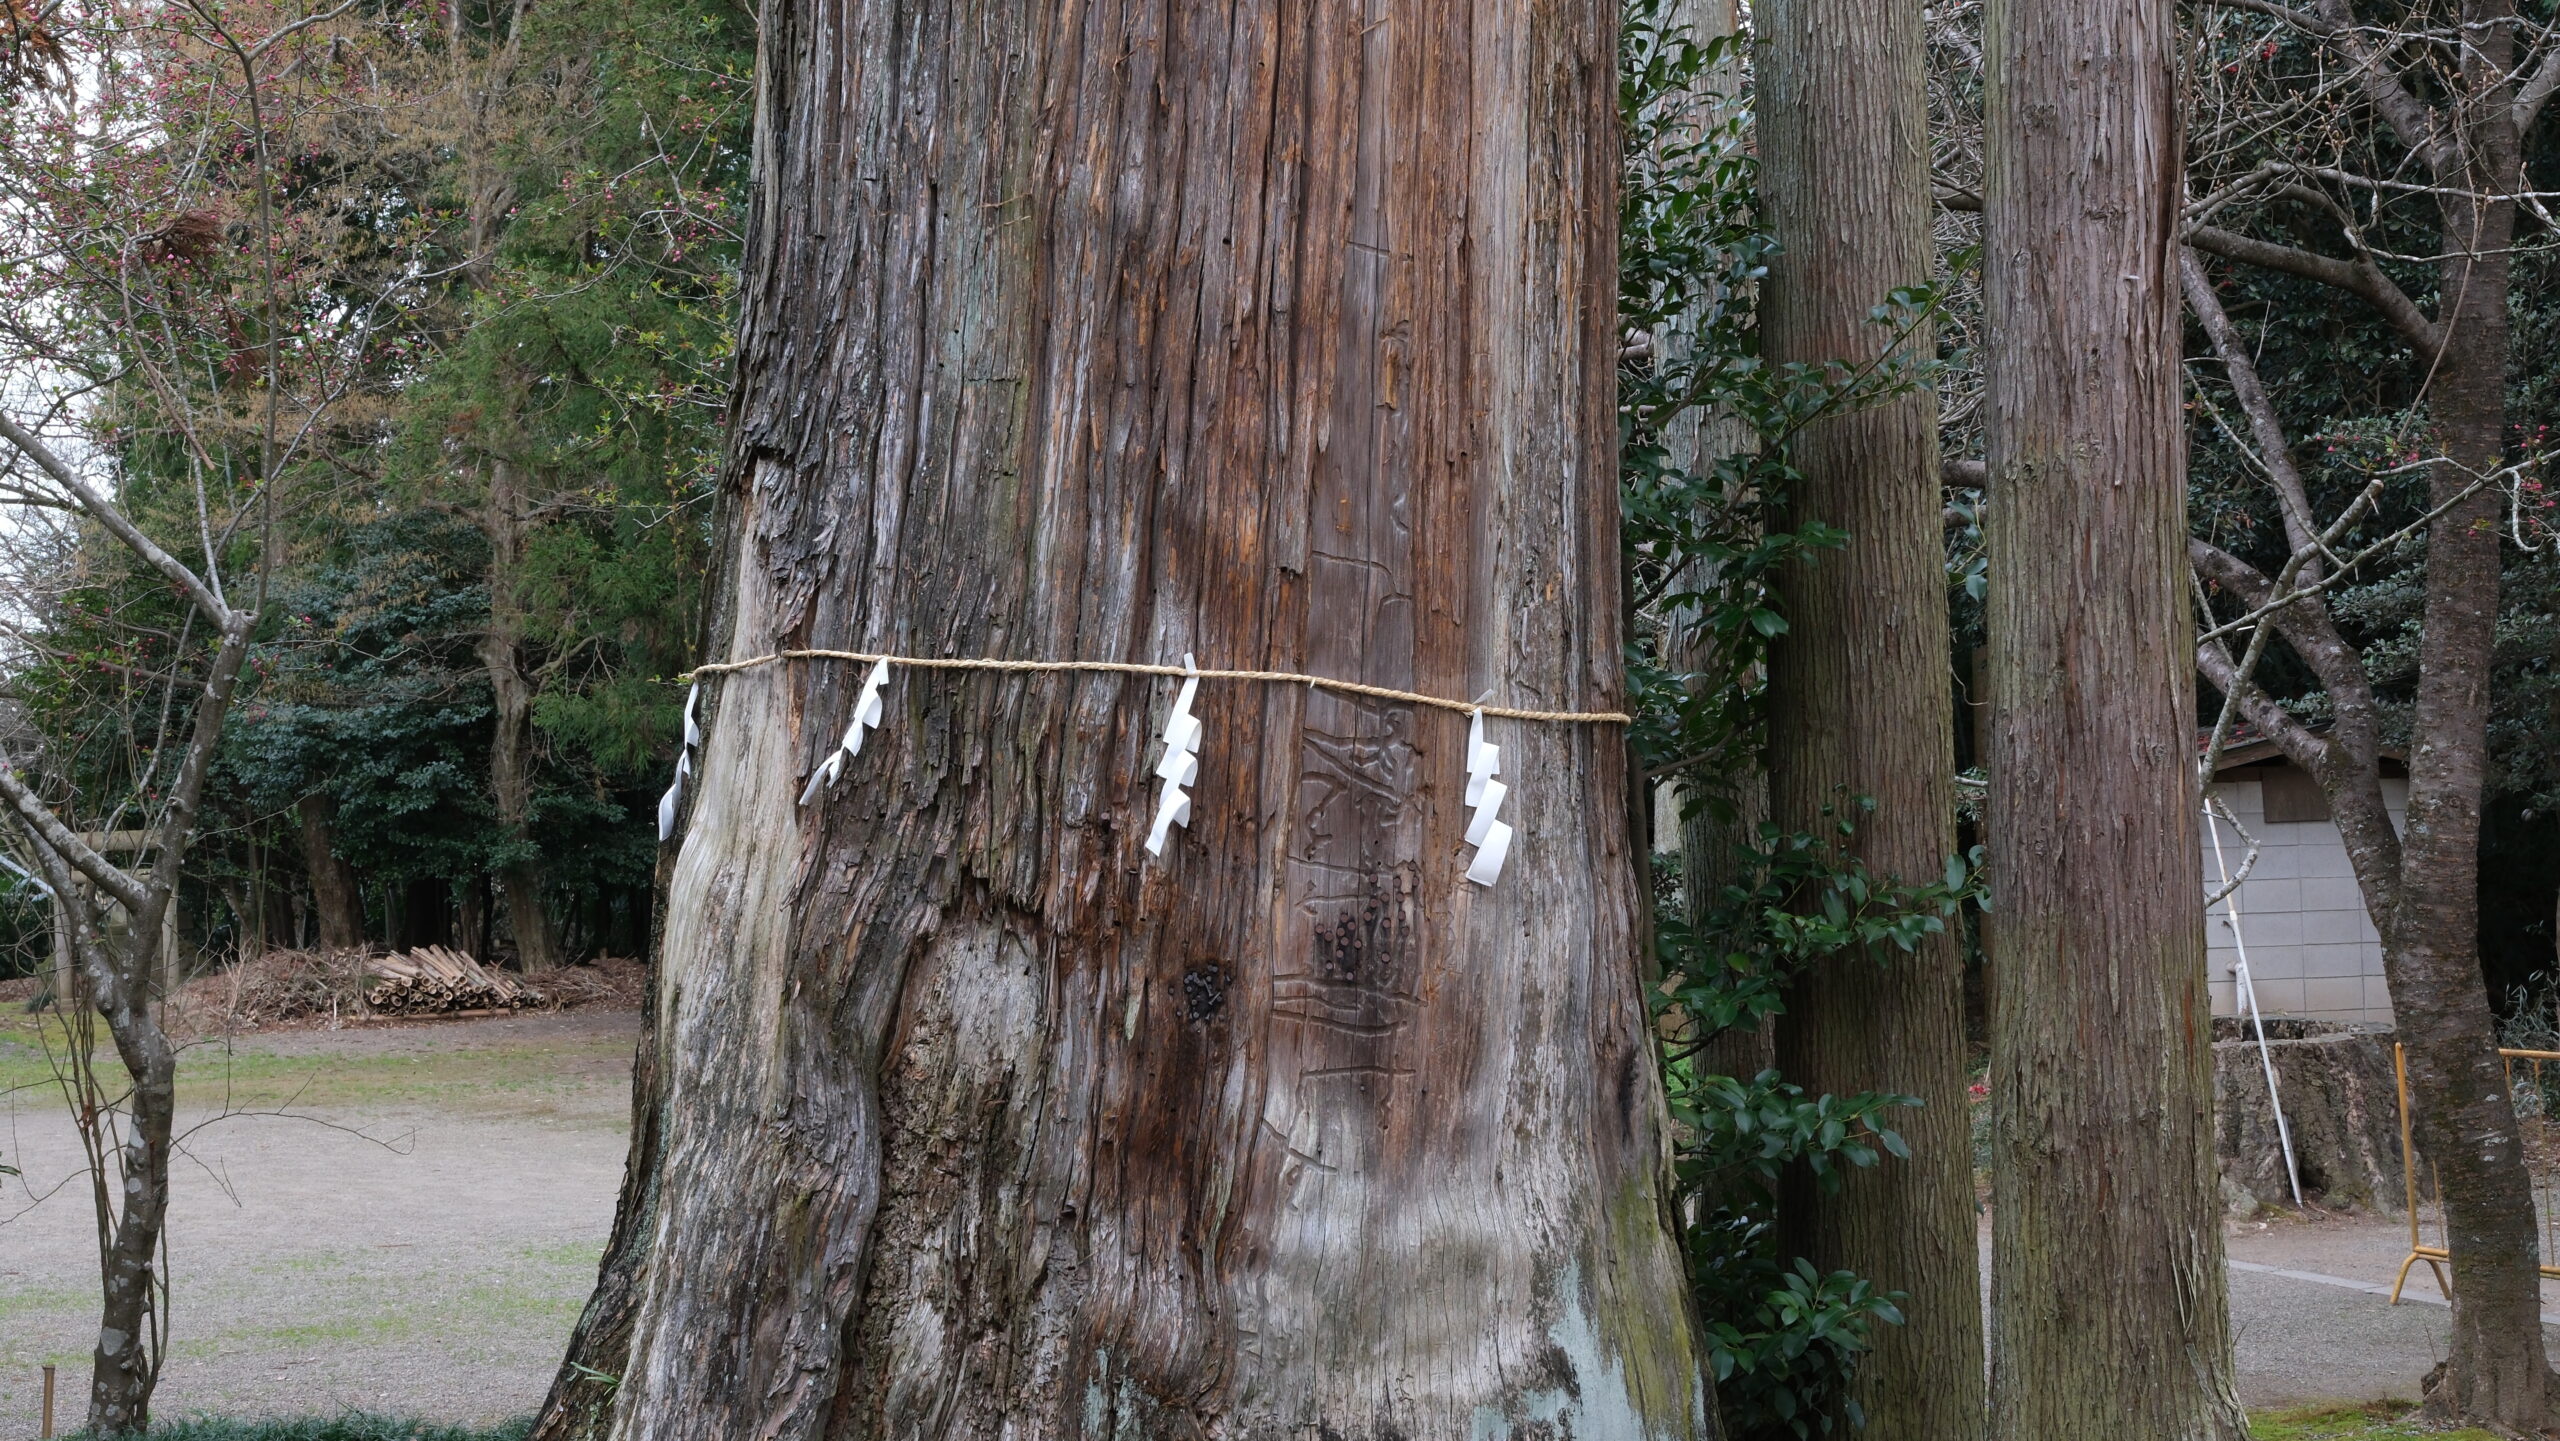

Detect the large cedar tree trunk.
xmin=539 ymin=2 xmax=1713 ymax=1437
xmin=1981 ymin=0 xmax=2247 ymax=1430
xmin=1756 ymin=0 xmax=1983 ymax=1432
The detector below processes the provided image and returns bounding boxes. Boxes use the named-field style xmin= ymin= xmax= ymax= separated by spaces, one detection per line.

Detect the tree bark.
xmin=458 ymin=875 xmax=492 ymax=961
xmin=482 ymin=457 xmax=565 ymax=971
xmin=1981 ymin=0 xmax=2247 ymax=1429
xmin=49 ymin=886 xmax=73 ymax=1005
xmin=296 ymin=793 xmax=365 ymax=950
xmin=88 ymin=978 xmax=174 ymax=1435
xmin=2396 ymin=4 xmax=2544 ymax=1420
xmin=1757 ymin=0 xmax=1983 ymax=1431
xmin=541 ymin=1 xmax=1714 ymax=1437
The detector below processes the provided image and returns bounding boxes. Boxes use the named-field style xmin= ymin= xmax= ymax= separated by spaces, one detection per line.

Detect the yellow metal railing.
xmin=2390 ymin=1043 xmax=2560 ymax=1304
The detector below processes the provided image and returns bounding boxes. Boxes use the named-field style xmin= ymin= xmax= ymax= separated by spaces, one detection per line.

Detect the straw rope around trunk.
xmin=682 ymin=650 xmax=1633 ymax=725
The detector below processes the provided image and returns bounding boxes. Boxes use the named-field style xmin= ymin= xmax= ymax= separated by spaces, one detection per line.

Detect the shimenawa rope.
xmin=682 ymin=649 xmax=1631 ymax=726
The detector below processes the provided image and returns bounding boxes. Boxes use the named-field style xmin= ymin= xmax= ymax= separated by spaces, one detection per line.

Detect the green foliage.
xmin=349 ymin=0 xmax=747 ymax=911
xmin=1654 ymin=813 xmax=1978 ymax=1045
xmin=1655 ymin=821 xmax=1977 ymax=1439
xmin=0 ymin=868 xmax=45 ymax=982
xmin=221 ymin=512 xmax=500 ymax=887
xmin=1618 ymin=3 xmax=1974 ymax=1434
xmin=4 ymin=0 xmax=752 ymax=961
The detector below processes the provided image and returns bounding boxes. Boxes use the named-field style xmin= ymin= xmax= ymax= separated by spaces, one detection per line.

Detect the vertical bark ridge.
xmin=557 ymin=1 xmax=1714 ymax=1437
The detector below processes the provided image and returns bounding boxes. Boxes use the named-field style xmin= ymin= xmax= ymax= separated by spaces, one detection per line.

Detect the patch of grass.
xmin=2250 ymin=1401 xmax=2498 ymax=1440
xmin=0 ymin=1282 xmax=85 ymax=1321
xmin=516 ymin=1240 xmax=605 ymax=1269
xmin=0 ymin=1013 xmax=629 ymax=1119
xmin=143 ymin=1419 xmax=531 ymax=1440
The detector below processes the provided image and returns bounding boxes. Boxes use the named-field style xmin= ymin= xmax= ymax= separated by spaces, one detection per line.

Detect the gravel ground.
xmin=0 ymin=1005 xmax=2534 ymax=1429
xmin=2222 ymin=1209 xmax=2560 ymax=1408
xmin=0 ymin=1009 xmax=638 ymax=1434
xmin=1971 ymin=1208 xmax=2560 ymax=1409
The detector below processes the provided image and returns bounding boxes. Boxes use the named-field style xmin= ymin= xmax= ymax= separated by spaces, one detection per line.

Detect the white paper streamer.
xmin=1462 ymin=709 xmax=1513 ymax=886
xmin=657 ymin=745 xmax=692 ymax=842
xmin=1145 ymin=654 xmax=1203 ymax=857
xmin=799 ymin=658 xmax=893 ymax=806
xmin=659 ymin=683 xmax=707 ymax=841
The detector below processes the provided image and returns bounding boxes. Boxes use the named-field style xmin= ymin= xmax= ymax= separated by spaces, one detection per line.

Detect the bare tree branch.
xmin=2187 ymin=537 xmax=2383 ymax=708
xmin=2181 ymin=247 xmax=2326 ymax=559
xmin=0 ymin=413 xmax=237 ymax=626
xmin=138 ymin=615 xmax=253 ymax=925
xmin=2200 ymin=0 xmax=2336 ymax=34
xmin=2516 ymin=36 xmax=2560 ymax=132
xmin=2311 ymin=0 xmax=2460 ymax=172
xmin=242 ymin=0 xmax=361 ymax=61
xmin=0 ymin=764 xmax=148 ymax=916
xmin=2184 ymin=224 xmax=2445 ymax=355
xmin=2194 ymin=640 xmax=2335 ymax=777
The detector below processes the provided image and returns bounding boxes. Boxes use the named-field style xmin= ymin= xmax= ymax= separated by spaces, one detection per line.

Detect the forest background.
xmin=0 ymin=0 xmax=746 ymax=976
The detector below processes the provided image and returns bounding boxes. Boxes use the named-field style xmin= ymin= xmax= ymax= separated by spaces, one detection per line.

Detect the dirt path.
xmin=0 ymin=1004 xmax=2529 ymax=1429
xmin=0 ymin=1009 xmax=639 ymax=1432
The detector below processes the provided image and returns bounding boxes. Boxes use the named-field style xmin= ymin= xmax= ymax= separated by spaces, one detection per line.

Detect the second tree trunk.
xmin=1982 ymin=0 xmax=2247 ymax=1431
xmin=1757 ymin=0 xmax=1984 ymax=1432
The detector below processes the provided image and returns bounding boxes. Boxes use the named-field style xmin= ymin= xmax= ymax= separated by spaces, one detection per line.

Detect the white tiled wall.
xmin=2203 ymin=777 xmax=2407 ymax=1026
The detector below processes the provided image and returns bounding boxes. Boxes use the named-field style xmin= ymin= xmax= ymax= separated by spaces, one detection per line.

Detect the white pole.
xmin=2208 ymin=798 xmax=2303 ymax=1207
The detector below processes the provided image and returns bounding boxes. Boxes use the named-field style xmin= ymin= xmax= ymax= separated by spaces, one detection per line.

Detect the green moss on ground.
xmin=2251 ymin=1401 xmax=2497 ymax=1440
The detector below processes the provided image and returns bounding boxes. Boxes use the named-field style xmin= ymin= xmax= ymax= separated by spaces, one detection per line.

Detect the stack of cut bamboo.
xmin=364 ymin=947 xmax=540 ymax=1015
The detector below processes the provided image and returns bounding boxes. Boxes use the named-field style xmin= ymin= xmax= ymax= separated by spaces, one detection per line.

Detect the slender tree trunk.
xmin=458 ymin=876 xmax=492 ymax=961
xmin=482 ymin=458 xmax=563 ymax=971
xmin=87 ymin=937 xmax=175 ymax=1434
xmin=1757 ymin=0 xmax=1982 ymax=1432
xmin=449 ymin=5 xmax=553 ymax=971
xmin=1981 ymin=0 xmax=2246 ymax=1429
xmin=2398 ymin=9 xmax=2544 ymax=1421
xmin=49 ymin=888 xmax=73 ymax=1006
xmin=540 ymin=1 xmax=1712 ymax=1436
xmin=1657 ymin=0 xmax=1772 ymax=1088
xmin=296 ymin=793 xmax=365 ymax=950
